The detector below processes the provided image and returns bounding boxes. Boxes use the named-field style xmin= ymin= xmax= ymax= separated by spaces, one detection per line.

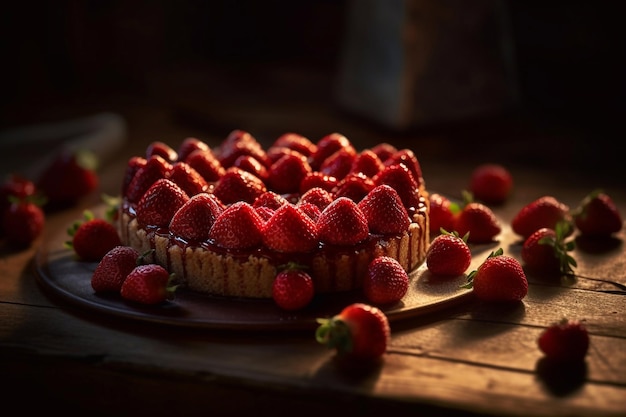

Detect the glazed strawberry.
xmin=2 ymin=196 xmax=45 ymax=247
xmin=255 ymin=205 xmax=275 ymax=222
xmin=233 ymin=154 xmax=270 ymax=182
xmin=317 ymin=197 xmax=369 ymax=246
xmin=363 ymin=256 xmax=409 ymax=305
xmin=470 ymin=163 xmax=513 ymax=205
xmin=455 ymin=201 xmax=501 ymax=244
xmin=521 ymin=222 xmax=576 ymax=276
xmin=299 ymin=171 xmax=338 ymax=194
xmin=428 ymin=193 xmax=459 ymax=236
xmin=185 ymin=149 xmax=226 ymax=182
xmin=120 ymin=264 xmax=176 ymax=305
xmin=299 ymin=187 xmax=334 ymax=211
xmin=272 ymin=263 xmax=315 ymax=311
xmin=208 ymin=201 xmax=264 ymax=249
xmin=125 ymin=155 xmax=172 ymax=203
xmin=315 ymin=303 xmax=390 ymax=361
xmin=268 ymin=152 xmax=312 ymax=194
xmin=36 ymin=149 xmax=99 ymax=209
xmin=383 ymin=148 xmax=423 ymax=187
xmin=146 ymin=140 xmax=177 ymax=162
xmin=212 ymin=167 xmax=267 ymax=205
xmin=170 ymin=193 xmax=224 ymax=242
xmin=333 ymin=172 xmax=375 ymax=203
xmin=177 ymin=137 xmax=210 ymax=162
xmin=358 ymin=184 xmax=410 ymax=234
xmin=350 ymin=149 xmax=385 ymax=178
xmin=272 ymin=132 xmax=317 ymax=157
xmin=464 ymin=249 xmax=528 ymax=302
xmin=426 ymin=230 xmax=472 ymax=276
xmin=266 ymin=146 xmax=307 ymax=165
xmin=572 ymin=190 xmax=623 ymax=237
xmin=121 ymin=156 xmax=147 ymax=196
xmin=309 ymin=132 xmax=355 ymax=171
xmin=373 ymin=163 xmax=421 ymax=211
xmin=538 ymin=318 xmax=589 ymax=363
xmin=262 ymin=204 xmax=318 ymax=253
xmin=217 ymin=131 xmax=269 ymax=168
xmin=319 ymin=148 xmax=356 ymax=181
xmin=66 ymin=210 xmax=122 ymax=262
xmin=512 ymin=195 xmax=572 ymax=240
xmin=369 ymin=142 xmax=397 ymax=162
xmin=253 ymin=191 xmax=289 ymax=211
xmin=136 ymin=178 xmax=190 ymax=228
xmin=297 ymin=202 xmax=322 ymax=221
xmin=168 ymin=161 xmax=208 ymax=197
xmin=91 ymin=246 xmax=141 ymax=293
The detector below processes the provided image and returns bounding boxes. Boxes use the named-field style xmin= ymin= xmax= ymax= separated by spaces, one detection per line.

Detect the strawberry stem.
xmin=315 ymin=317 xmax=353 ymax=355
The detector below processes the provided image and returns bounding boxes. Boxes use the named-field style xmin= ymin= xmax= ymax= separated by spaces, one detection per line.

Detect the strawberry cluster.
xmin=123 ymin=132 xmax=424 ymax=256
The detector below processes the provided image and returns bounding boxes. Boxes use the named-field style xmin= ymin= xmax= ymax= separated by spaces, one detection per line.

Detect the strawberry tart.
xmin=118 ymin=130 xmax=429 ymax=299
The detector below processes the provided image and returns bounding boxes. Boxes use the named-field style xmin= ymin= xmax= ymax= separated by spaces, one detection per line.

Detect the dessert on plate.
xmin=118 ymin=130 xmax=429 ymax=299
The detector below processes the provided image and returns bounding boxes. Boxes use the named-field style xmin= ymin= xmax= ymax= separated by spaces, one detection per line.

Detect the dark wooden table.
xmin=1 ymin=73 xmax=625 ymax=417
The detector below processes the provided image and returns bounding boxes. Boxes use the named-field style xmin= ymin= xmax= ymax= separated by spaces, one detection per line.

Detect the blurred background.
xmin=0 ymin=0 xmax=624 ymax=189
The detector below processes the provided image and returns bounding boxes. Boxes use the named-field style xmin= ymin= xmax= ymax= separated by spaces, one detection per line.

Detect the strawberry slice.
xmin=262 ymin=204 xmax=318 ymax=253
xmin=169 ymin=193 xmax=224 ymax=242
xmin=136 ymin=178 xmax=190 ymax=228
xmin=317 ymin=197 xmax=369 ymax=246
xmin=208 ymin=201 xmax=264 ymax=249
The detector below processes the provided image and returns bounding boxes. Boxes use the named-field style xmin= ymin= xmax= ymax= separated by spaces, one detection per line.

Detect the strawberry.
xmin=455 ymin=201 xmax=501 ymax=244
xmin=317 ymin=197 xmax=369 ymax=246
xmin=572 ymin=190 xmax=623 ymax=237
xmin=121 ymin=156 xmax=147 ymax=196
xmin=469 ymin=163 xmax=513 ymax=205
xmin=217 ymin=131 xmax=269 ymax=168
xmin=262 ymin=204 xmax=319 ymax=253
xmin=512 ymin=195 xmax=572 ymax=240
xmin=0 ymin=174 xmax=37 ymax=236
xmin=297 ymin=202 xmax=322 ymax=222
xmin=36 ymin=149 xmax=99 ymax=209
xmin=363 ymin=256 xmax=409 ymax=305
xmin=538 ymin=318 xmax=590 ymax=363
xmin=185 ymin=149 xmax=226 ymax=183
xmin=2 ymin=196 xmax=45 ymax=247
xmin=350 ymin=149 xmax=385 ymax=178
xmin=373 ymin=163 xmax=421 ymax=212
xmin=136 ymin=178 xmax=190 ymax=228
xmin=91 ymin=246 xmax=141 ymax=293
xmin=298 ymin=187 xmax=334 ymax=212
xmin=208 ymin=201 xmax=264 ymax=249
xmin=319 ymin=148 xmax=356 ymax=181
xmin=146 ymin=141 xmax=177 ymax=162
xmin=426 ymin=230 xmax=472 ymax=276
xmin=299 ymin=171 xmax=338 ymax=194
xmin=66 ymin=210 xmax=122 ymax=262
xmin=272 ymin=263 xmax=315 ymax=311
xmin=521 ymin=222 xmax=577 ymax=276
xmin=125 ymin=155 xmax=172 ymax=203
xmin=333 ymin=172 xmax=375 ymax=203
xmin=428 ymin=193 xmax=460 ymax=236
xmin=272 ymin=133 xmax=317 ymax=157
xmin=315 ymin=303 xmax=390 ymax=362
xmin=253 ymin=191 xmax=289 ymax=211
xmin=212 ymin=167 xmax=267 ymax=205
xmin=120 ymin=264 xmax=177 ymax=305
xmin=369 ymin=142 xmax=397 ymax=162
xmin=268 ymin=152 xmax=312 ymax=194
xmin=309 ymin=133 xmax=355 ymax=171
xmin=177 ymin=137 xmax=210 ymax=162
xmin=358 ymin=184 xmax=410 ymax=234
xmin=233 ymin=154 xmax=270 ymax=182
xmin=266 ymin=147 xmax=307 ymax=165
xmin=464 ymin=248 xmax=528 ymax=302
xmin=169 ymin=193 xmax=224 ymax=242
xmin=383 ymin=148 xmax=423 ymax=187
xmin=168 ymin=161 xmax=208 ymax=197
